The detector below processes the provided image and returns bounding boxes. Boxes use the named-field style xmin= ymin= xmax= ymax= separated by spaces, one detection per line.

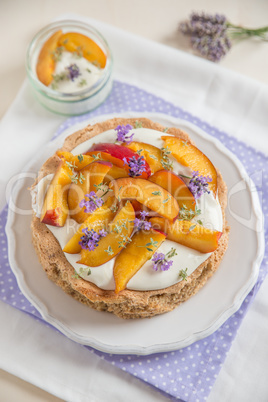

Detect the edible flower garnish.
xmin=66 ymin=64 xmax=81 ymax=81
xmin=79 ymin=228 xmax=107 ymax=251
xmin=79 ymin=191 xmax=104 ymax=214
xmin=133 ymin=211 xmax=152 ymax=231
xmin=180 ymin=171 xmax=212 ymax=199
xmin=123 ymin=155 xmax=146 ymax=177
xmin=152 ymin=247 xmax=177 ymax=271
xmin=115 ymin=124 xmax=134 ymax=144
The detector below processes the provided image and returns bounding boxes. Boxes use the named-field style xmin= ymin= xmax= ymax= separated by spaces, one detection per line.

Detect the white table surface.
xmin=1 ymin=1 xmax=268 ymax=401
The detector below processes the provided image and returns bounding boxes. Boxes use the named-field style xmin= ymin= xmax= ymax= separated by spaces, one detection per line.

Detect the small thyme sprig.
xmin=152 ymin=247 xmax=177 ymax=271
xmin=134 ymin=121 xmax=143 ymax=128
xmin=178 ymin=204 xmax=201 ymax=221
xmin=68 ymin=171 xmax=85 ymax=184
xmin=161 ymin=146 xmax=173 ymax=170
xmin=105 ymin=246 xmax=114 ymax=255
xmin=179 ymin=268 xmax=188 ymax=281
xmin=138 ymin=238 xmax=159 ymax=252
xmin=78 ymin=154 xmax=84 ymax=163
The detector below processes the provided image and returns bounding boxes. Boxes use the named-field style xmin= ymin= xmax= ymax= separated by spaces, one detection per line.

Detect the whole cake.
xmin=31 ymin=117 xmax=229 ymax=319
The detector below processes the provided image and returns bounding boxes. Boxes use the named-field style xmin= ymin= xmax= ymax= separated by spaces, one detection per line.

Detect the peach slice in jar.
xmin=40 ymin=158 xmax=73 ymax=227
xmin=109 ymin=177 xmax=179 ymax=222
xmin=161 ymin=136 xmax=217 ymax=196
xmin=150 ymin=216 xmax=222 ymax=253
xmin=78 ymin=201 xmax=135 ymax=267
xmin=36 ymin=30 xmax=63 ymax=86
xmin=67 ymin=160 xmax=112 ymax=223
xmin=124 ymin=141 xmax=163 ymax=174
xmin=148 ymin=170 xmax=196 ymax=211
xmin=58 ymin=32 xmax=107 ymax=68
xmin=63 ymin=197 xmax=116 ymax=254
xmin=113 ymin=229 xmax=167 ymax=293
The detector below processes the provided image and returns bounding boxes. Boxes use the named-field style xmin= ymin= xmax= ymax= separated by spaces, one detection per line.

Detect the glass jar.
xmin=26 ymin=20 xmax=113 ymax=116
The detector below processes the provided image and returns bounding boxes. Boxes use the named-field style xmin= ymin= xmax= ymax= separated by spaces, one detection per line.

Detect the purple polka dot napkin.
xmin=1 ymin=81 xmax=267 ymax=402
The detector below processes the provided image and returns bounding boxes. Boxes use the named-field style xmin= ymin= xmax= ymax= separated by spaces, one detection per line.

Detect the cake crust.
xmin=31 ymin=118 xmax=229 ymax=319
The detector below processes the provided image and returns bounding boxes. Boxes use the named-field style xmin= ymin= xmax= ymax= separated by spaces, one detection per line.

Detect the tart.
xmin=31 ymin=118 xmax=229 ymax=319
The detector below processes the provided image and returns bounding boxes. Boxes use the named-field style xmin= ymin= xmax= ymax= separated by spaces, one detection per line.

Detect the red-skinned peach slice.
xmin=113 ymin=229 xmax=167 ymax=293
xmin=124 ymin=141 xmax=163 ymax=174
xmin=149 ymin=170 xmax=196 ymax=211
xmin=56 ymin=151 xmax=95 ymax=170
xmin=40 ymin=159 xmax=73 ymax=227
xmin=36 ymin=30 xmax=63 ymax=86
xmin=109 ymin=177 xmax=179 ymax=222
xmin=161 ymin=136 xmax=217 ymax=196
xmin=58 ymin=32 xmax=107 ymax=68
xmin=78 ymin=201 xmax=135 ymax=267
xmin=86 ymin=143 xmax=151 ymax=178
xmin=150 ymin=216 xmax=222 ymax=253
xmin=63 ymin=197 xmax=115 ymax=254
xmin=67 ymin=161 xmax=112 ymax=223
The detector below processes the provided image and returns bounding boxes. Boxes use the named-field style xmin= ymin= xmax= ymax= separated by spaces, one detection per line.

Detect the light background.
xmin=1 ymin=0 xmax=268 ymax=400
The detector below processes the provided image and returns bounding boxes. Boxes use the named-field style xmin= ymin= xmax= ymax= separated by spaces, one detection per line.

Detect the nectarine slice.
xmin=86 ymin=143 xmax=151 ymax=178
xmin=109 ymin=178 xmax=179 ymax=222
xmin=56 ymin=151 xmax=95 ymax=170
xmin=149 ymin=170 xmax=196 ymax=211
xmin=113 ymin=229 xmax=167 ymax=293
xmin=124 ymin=141 xmax=163 ymax=174
xmin=150 ymin=216 xmax=222 ymax=253
xmin=78 ymin=201 xmax=135 ymax=267
xmin=36 ymin=30 xmax=63 ymax=86
xmin=58 ymin=32 xmax=107 ymax=68
xmin=161 ymin=136 xmax=217 ymax=196
xmin=68 ymin=161 xmax=112 ymax=223
xmin=40 ymin=159 xmax=73 ymax=227
xmin=63 ymin=197 xmax=115 ymax=254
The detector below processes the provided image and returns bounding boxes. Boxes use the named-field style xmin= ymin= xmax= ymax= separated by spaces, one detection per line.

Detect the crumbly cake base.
xmin=31 ymin=118 xmax=229 ymax=319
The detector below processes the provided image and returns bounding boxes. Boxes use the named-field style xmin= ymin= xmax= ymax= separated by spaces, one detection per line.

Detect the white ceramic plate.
xmin=6 ymin=112 xmax=265 ymax=355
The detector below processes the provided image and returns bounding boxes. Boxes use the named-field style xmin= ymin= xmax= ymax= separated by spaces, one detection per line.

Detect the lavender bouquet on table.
xmin=179 ymin=12 xmax=268 ymax=62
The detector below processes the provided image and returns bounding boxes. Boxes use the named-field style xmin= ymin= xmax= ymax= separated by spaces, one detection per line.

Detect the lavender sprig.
xmin=180 ymin=171 xmax=212 ymax=199
xmin=179 ymin=12 xmax=268 ymax=62
xmin=152 ymin=248 xmax=177 ymax=271
xmin=123 ymin=155 xmax=146 ymax=177
xmin=79 ymin=228 xmax=107 ymax=251
xmin=79 ymin=191 xmax=104 ymax=214
xmin=115 ymin=124 xmax=134 ymax=144
xmin=66 ymin=64 xmax=81 ymax=81
xmin=133 ymin=211 xmax=152 ymax=231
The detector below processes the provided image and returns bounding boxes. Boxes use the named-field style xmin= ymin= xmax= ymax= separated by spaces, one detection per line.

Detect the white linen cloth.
xmin=0 ymin=13 xmax=268 ymax=402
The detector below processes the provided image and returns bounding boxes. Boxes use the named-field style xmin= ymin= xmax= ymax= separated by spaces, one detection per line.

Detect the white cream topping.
xmin=31 ymin=174 xmax=54 ymax=218
xmin=35 ymin=128 xmax=223 ymax=291
xmin=49 ymin=51 xmax=103 ymax=93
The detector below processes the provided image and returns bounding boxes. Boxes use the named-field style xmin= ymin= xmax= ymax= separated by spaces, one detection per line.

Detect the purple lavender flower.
xmin=79 ymin=191 xmax=104 ymax=214
xmin=152 ymin=248 xmax=177 ymax=272
xmin=188 ymin=171 xmax=212 ymax=199
xmin=133 ymin=211 xmax=152 ymax=231
xmin=66 ymin=64 xmax=81 ymax=81
xmin=123 ymin=155 xmax=146 ymax=177
xmin=179 ymin=12 xmax=231 ymax=62
xmin=115 ymin=125 xmax=134 ymax=144
xmin=79 ymin=228 xmax=107 ymax=251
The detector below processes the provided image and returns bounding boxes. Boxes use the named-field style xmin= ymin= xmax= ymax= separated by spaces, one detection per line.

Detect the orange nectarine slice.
xmin=150 ymin=216 xmax=222 ymax=253
xmin=63 ymin=197 xmax=115 ymax=254
xmin=161 ymin=136 xmax=217 ymax=196
xmin=68 ymin=161 xmax=112 ymax=223
xmin=113 ymin=229 xmax=167 ymax=293
xmin=149 ymin=170 xmax=196 ymax=211
xmin=104 ymin=165 xmax=129 ymax=183
xmin=56 ymin=151 xmax=95 ymax=170
xmin=40 ymin=159 xmax=73 ymax=227
xmin=36 ymin=30 xmax=63 ymax=86
xmin=58 ymin=32 xmax=107 ymax=68
xmin=124 ymin=141 xmax=163 ymax=174
xmin=109 ymin=178 xmax=179 ymax=222
xmin=78 ymin=201 xmax=135 ymax=267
